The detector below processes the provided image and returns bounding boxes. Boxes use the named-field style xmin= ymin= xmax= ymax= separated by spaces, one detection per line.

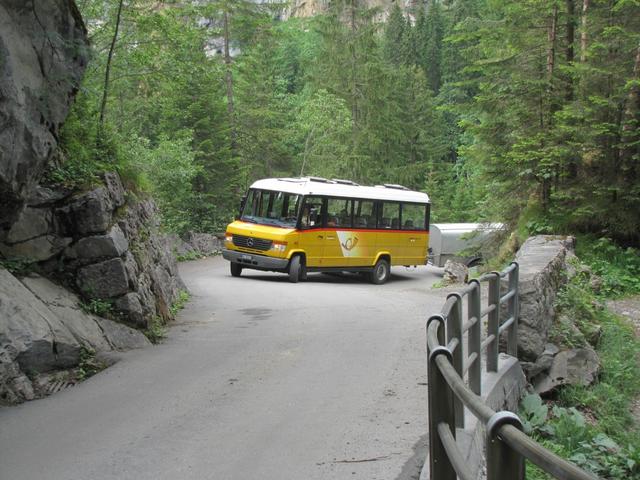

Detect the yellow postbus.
xmin=222 ymin=177 xmax=431 ymax=284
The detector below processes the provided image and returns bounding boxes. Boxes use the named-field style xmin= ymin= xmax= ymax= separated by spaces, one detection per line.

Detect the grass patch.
xmin=0 ymin=258 xmax=35 ymax=276
xmin=80 ymin=298 xmax=113 ymax=317
xmin=144 ymin=316 xmax=168 ymax=344
xmin=170 ymin=290 xmax=190 ymax=317
xmin=76 ymin=347 xmax=107 ymax=381
xmin=175 ymin=250 xmax=204 ymax=262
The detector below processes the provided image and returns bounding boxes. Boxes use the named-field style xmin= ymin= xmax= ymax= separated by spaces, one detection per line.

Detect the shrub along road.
xmin=0 ymin=256 xmax=448 ymax=480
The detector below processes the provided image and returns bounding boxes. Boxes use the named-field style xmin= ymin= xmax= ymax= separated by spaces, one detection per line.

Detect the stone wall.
xmin=514 ymin=235 xmax=576 ymax=361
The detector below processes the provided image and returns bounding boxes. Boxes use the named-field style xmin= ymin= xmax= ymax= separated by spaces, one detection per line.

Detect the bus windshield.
xmin=241 ymin=189 xmax=301 ymax=228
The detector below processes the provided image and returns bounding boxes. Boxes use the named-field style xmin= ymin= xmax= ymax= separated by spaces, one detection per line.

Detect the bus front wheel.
xmin=370 ymin=258 xmax=390 ymax=285
xmin=289 ymin=255 xmax=306 ymax=283
xmin=230 ymin=262 xmax=242 ymax=277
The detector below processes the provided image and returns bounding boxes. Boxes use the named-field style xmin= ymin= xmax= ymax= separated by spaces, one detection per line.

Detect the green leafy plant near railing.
xmin=521 ymin=394 xmax=640 ymax=479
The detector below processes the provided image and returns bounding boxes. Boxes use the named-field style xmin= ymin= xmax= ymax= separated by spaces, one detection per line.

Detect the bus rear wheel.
xmin=370 ymin=258 xmax=390 ymax=285
xmin=230 ymin=262 xmax=242 ymax=277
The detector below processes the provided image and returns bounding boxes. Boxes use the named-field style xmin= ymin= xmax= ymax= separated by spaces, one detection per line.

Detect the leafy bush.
xmin=169 ymin=290 xmax=190 ymax=317
xmin=520 ymin=394 xmax=640 ymax=479
xmin=576 ymin=236 xmax=640 ymax=297
xmin=144 ymin=316 xmax=167 ymax=344
xmin=80 ymin=299 xmax=113 ymax=317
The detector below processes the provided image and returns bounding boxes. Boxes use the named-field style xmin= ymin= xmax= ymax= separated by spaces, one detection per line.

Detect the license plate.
xmin=241 ymin=254 xmax=253 ymax=261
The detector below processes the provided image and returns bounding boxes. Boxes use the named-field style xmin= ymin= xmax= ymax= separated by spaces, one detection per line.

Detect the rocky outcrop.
xmin=533 ymin=347 xmax=601 ymax=395
xmin=0 ymin=0 xmax=88 ymax=228
xmin=514 ymin=236 xmax=576 ymax=361
xmin=282 ymin=0 xmax=421 ymax=20
xmin=0 ymin=268 xmax=149 ymax=404
xmin=165 ymin=232 xmax=223 ymax=259
xmin=2 ymin=172 xmax=186 ymax=328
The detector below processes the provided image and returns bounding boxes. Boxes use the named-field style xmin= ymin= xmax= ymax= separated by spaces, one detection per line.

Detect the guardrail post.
xmin=486 ymin=412 xmax=525 ymax=480
xmin=487 ymin=272 xmax=501 ymax=372
xmin=446 ymin=293 xmax=464 ymax=428
xmin=468 ymin=280 xmax=481 ymax=396
xmin=426 ymin=316 xmax=456 ymax=480
xmin=507 ymin=262 xmax=519 ymax=357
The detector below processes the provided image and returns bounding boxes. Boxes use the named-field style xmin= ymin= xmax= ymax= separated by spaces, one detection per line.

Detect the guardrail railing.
xmin=426 ymin=262 xmax=600 ymax=480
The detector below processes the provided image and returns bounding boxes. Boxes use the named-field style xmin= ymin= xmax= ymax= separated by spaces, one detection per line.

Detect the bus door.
xmin=326 ymin=197 xmax=354 ymax=267
xmin=401 ymin=203 xmax=429 ymax=264
xmin=298 ymin=196 xmax=325 ymax=267
xmin=347 ymin=199 xmax=378 ymax=266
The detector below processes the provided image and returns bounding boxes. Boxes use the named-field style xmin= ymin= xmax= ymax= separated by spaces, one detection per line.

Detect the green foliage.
xmin=145 ymin=316 xmax=167 ymax=344
xmin=80 ymin=299 xmax=113 ymax=317
xmin=0 ymin=258 xmax=34 ymax=276
xmin=521 ymin=395 xmax=640 ymax=479
xmin=576 ymin=236 xmax=640 ymax=297
xmin=170 ymin=290 xmax=190 ymax=317
xmin=76 ymin=347 xmax=106 ymax=381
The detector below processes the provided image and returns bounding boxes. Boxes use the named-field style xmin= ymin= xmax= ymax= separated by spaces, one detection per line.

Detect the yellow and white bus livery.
xmin=222 ymin=177 xmax=431 ymax=284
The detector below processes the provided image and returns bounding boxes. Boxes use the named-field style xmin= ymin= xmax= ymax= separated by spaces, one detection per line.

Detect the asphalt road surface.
xmin=0 ymin=257 xmax=448 ymax=480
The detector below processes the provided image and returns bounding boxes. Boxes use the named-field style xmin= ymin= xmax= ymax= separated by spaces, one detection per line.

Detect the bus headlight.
xmin=270 ymin=242 xmax=287 ymax=253
xmin=225 ymin=234 xmax=233 ymax=244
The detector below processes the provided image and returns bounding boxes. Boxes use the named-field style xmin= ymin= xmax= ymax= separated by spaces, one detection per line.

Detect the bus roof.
xmin=250 ymin=177 xmax=430 ymax=204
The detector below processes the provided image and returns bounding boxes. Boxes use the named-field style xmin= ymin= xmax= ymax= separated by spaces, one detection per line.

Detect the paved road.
xmin=0 ymin=257 xmax=447 ymax=480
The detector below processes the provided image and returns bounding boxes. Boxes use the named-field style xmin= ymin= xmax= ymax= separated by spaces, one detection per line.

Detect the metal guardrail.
xmin=426 ymin=262 xmax=600 ymax=480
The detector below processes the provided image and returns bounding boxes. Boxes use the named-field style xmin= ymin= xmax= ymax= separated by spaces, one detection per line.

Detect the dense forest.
xmin=58 ymin=0 xmax=640 ymax=244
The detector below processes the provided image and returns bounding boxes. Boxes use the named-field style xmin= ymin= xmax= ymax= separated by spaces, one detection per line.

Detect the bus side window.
xmin=327 ymin=198 xmax=353 ymax=228
xmin=401 ymin=203 xmax=427 ymax=230
xmin=381 ymin=202 xmax=400 ymax=229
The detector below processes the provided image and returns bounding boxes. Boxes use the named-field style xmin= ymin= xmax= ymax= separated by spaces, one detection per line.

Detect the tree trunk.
xmin=349 ymin=0 xmax=359 ymax=129
xmin=547 ymin=4 xmax=558 ymax=80
xmin=565 ymin=0 xmax=575 ymax=101
xmin=580 ymin=0 xmax=589 ymax=62
xmin=97 ymin=0 xmax=124 ymax=147
xmin=223 ymin=10 xmax=237 ymax=152
xmin=620 ymin=42 xmax=640 ymax=169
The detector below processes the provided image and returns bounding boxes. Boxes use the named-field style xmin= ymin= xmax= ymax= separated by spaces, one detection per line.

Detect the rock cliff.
xmin=0 ymin=1 xmax=186 ymax=404
xmin=282 ymin=0 xmax=420 ymax=20
xmin=0 ymin=0 xmax=88 ymax=228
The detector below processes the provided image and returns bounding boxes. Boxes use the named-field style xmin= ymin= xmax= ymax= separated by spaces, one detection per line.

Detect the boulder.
xmin=0 ymin=234 xmax=72 ymax=262
xmin=0 ymin=0 xmax=88 ymax=228
xmin=0 ymin=268 xmax=81 ymax=374
xmin=73 ymin=224 xmax=129 ymax=259
xmin=443 ymin=260 xmax=468 ymax=284
xmin=184 ymin=232 xmax=222 ymax=256
xmin=77 ymin=258 xmax=130 ymax=299
xmin=103 ymin=172 xmax=125 ymax=208
xmin=4 ymin=207 xmax=51 ymax=244
xmin=534 ymin=347 xmax=601 ymax=395
xmin=114 ymin=293 xmax=145 ymax=328
xmin=26 ymin=185 xmax=72 ymax=207
xmin=514 ymin=236 xmax=575 ymax=361
xmin=20 ymin=274 xmax=112 ymax=352
xmin=56 ymin=187 xmax=113 ymax=236
xmin=165 ymin=233 xmax=197 ymax=258
xmin=94 ymin=318 xmax=150 ymax=351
